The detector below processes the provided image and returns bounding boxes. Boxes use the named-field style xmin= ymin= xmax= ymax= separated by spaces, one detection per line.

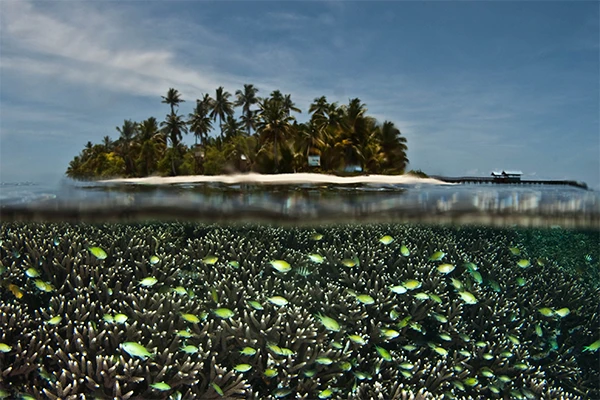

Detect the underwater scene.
xmin=0 ymin=184 xmax=599 ymax=399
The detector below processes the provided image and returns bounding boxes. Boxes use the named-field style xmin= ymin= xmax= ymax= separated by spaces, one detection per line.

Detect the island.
xmin=66 ymin=86 xmax=417 ymax=180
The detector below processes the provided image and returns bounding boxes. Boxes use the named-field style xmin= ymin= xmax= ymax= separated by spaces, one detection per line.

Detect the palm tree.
xmin=378 ymin=121 xmax=409 ymax=173
xmin=188 ymin=97 xmax=213 ymax=146
xmin=136 ymin=117 xmax=165 ymax=176
xmin=210 ymin=86 xmax=234 ymax=139
xmin=102 ymin=136 xmax=113 ymax=151
xmin=161 ymin=88 xmax=185 ymax=115
xmin=116 ymin=119 xmax=137 ymax=175
xmin=282 ymin=94 xmax=302 ymax=116
xmin=223 ymin=115 xmax=244 ymax=140
xmin=161 ymin=113 xmax=188 ymax=148
xmin=235 ymin=84 xmax=259 ymax=135
xmin=256 ymin=97 xmax=296 ymax=173
xmin=160 ymin=112 xmax=188 ymax=176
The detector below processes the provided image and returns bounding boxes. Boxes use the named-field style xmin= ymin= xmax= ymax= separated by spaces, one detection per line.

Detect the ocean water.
xmin=0 ymin=180 xmax=599 ymax=399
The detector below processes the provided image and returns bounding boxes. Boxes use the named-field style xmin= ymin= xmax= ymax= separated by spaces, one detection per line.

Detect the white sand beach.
xmin=102 ymin=173 xmax=451 ymax=186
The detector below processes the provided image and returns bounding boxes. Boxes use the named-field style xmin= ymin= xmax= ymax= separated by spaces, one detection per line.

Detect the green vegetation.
xmin=66 ymin=86 xmax=409 ymax=179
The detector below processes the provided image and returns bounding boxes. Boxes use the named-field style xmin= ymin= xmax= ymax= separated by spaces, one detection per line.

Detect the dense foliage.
xmin=66 ymin=86 xmax=409 ymax=179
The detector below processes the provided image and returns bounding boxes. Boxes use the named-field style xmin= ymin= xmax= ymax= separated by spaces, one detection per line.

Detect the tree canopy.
xmin=66 ymin=85 xmax=410 ymax=179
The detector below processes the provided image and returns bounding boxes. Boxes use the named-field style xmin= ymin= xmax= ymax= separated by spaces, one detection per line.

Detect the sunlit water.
xmin=0 ymin=180 xmax=598 ymax=399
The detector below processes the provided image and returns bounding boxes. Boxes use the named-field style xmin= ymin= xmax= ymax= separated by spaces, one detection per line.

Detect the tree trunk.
xmin=273 ymin=136 xmax=278 ymax=174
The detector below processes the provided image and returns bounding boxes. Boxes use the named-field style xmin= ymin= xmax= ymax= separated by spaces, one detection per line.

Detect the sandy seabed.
xmin=101 ymin=172 xmax=450 ymax=186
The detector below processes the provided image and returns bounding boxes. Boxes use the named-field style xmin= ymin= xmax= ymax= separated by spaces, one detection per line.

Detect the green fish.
xmin=507 ymin=335 xmax=520 ymax=345
xmin=464 ymin=262 xmax=477 ymax=272
xmin=431 ymin=312 xmax=448 ymax=323
xmin=234 ymin=363 xmax=252 ymax=372
xmin=248 ymin=300 xmax=263 ymax=310
xmin=114 ymin=314 xmax=128 ymax=324
xmin=348 ymin=334 xmax=366 ymax=345
xmin=316 ymin=314 xmax=340 ymax=332
xmin=509 ymin=247 xmax=521 ymax=255
xmin=273 ymin=388 xmax=292 ymax=398
xmin=311 ymin=233 xmax=323 ymax=241
xmin=202 ymin=255 xmax=218 ymax=265
xmin=264 ymin=368 xmax=278 ymax=377
xmin=517 ymin=259 xmax=531 ymax=269
xmin=270 ymin=260 xmax=291 ymax=273
xmin=375 ymin=346 xmax=392 ymax=361
xmin=180 ymin=345 xmax=199 ymax=354
xmin=436 ymin=264 xmax=455 ymax=274
xmin=102 ymin=314 xmax=114 ymax=323
xmin=381 ymin=328 xmax=400 ymax=340
xmin=463 ymin=377 xmax=478 ymax=387
xmin=308 ymin=254 xmax=324 ymax=264
xmin=176 ymin=330 xmax=194 ymax=338
xmin=450 ymin=278 xmax=463 ymax=290
xmin=439 ymin=333 xmax=452 ymax=341
xmin=213 ymin=308 xmax=234 ymax=319
xmin=25 ymin=268 xmax=40 ymax=278
xmin=121 ymin=342 xmax=153 ymax=360
xmin=538 ymin=307 xmax=554 ymax=317
xmin=47 ymin=315 xmax=62 ymax=325
xmin=318 ymin=389 xmax=334 ymax=399
xmin=0 ymin=343 xmax=12 ymax=353
xmin=470 ymin=271 xmax=483 ymax=284
xmin=397 ymin=316 xmax=412 ymax=328
xmin=315 ymin=357 xmax=333 ymax=365
xmin=240 ymin=347 xmax=257 ymax=356
xmin=268 ymin=296 xmax=289 ymax=306
xmin=34 ymin=279 xmax=54 ymax=292
xmin=429 ymin=343 xmax=448 ymax=356
xmin=139 ymin=277 xmax=158 ymax=287
xmin=181 ymin=313 xmax=201 ymax=323
xmin=356 ymin=294 xmax=375 ymax=305
xmin=228 ymin=260 xmax=240 ymax=268
xmin=429 ymin=251 xmax=445 ymax=261
xmin=210 ymin=382 xmax=224 ymax=396
xmin=172 ymin=286 xmax=187 ymax=295
xmin=458 ymin=291 xmax=477 ymax=304
xmin=583 ymin=339 xmax=600 ymax=352
xmin=428 ymin=293 xmax=443 ymax=304
xmin=516 ymin=277 xmax=526 ymax=287
xmin=341 ymin=258 xmax=358 ymax=268
xmin=89 ymin=246 xmax=107 ymax=260
xmin=149 ymin=256 xmax=160 ymax=265
xmin=379 ymin=235 xmax=394 ymax=245
xmin=150 ymin=382 xmax=171 ymax=391
xmin=555 ymin=308 xmax=570 ymax=318
xmin=390 ymin=285 xmax=407 ymax=294
xmin=280 ymin=347 xmax=295 ymax=356
xmin=338 ymin=361 xmax=352 ymax=371
xmin=413 ymin=292 xmax=429 ymax=301
xmin=399 ymin=362 xmax=414 ymax=370
xmin=402 ymin=279 xmax=422 ymax=290
xmin=331 ymin=341 xmax=343 ymax=350
xmin=400 ymin=245 xmax=410 ymax=257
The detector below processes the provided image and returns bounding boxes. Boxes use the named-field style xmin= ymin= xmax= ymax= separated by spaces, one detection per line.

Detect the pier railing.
xmin=430 ymin=176 xmax=588 ymax=190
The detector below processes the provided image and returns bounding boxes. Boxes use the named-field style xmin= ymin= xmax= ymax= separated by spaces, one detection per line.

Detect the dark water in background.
xmin=0 ymin=180 xmax=599 ymax=399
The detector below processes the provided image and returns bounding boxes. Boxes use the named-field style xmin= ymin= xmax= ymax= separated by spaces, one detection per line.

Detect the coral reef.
xmin=0 ymin=222 xmax=598 ymax=399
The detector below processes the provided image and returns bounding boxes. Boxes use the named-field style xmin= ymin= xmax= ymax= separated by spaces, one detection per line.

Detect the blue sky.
xmin=1 ymin=1 xmax=598 ymax=188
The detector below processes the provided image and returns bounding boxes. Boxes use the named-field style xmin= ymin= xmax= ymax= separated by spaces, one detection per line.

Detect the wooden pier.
xmin=430 ymin=175 xmax=588 ymax=190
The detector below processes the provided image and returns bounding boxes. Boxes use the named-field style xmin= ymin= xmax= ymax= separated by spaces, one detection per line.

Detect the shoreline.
xmin=100 ymin=172 xmax=451 ymax=186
